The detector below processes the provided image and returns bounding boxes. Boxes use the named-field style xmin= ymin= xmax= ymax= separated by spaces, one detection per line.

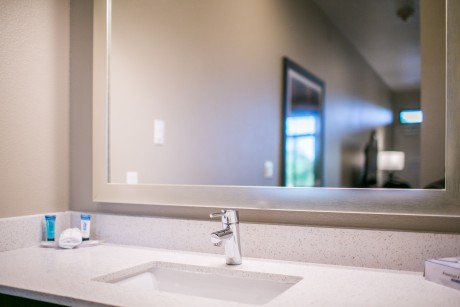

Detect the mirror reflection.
xmin=109 ymin=0 xmax=445 ymax=189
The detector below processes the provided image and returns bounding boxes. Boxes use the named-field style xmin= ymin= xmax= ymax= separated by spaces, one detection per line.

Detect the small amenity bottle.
xmin=45 ymin=215 xmax=56 ymax=241
xmin=80 ymin=214 xmax=91 ymax=241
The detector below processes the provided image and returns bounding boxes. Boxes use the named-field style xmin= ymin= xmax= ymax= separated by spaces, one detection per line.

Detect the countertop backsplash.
xmin=1 ymin=211 xmax=458 ymax=272
xmin=68 ymin=211 xmax=460 ymax=272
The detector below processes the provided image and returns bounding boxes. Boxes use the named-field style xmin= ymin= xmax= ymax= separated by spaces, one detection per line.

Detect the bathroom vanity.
xmin=0 ymin=244 xmax=459 ymax=306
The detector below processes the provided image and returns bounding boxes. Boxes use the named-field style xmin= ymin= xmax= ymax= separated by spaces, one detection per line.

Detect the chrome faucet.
xmin=210 ymin=209 xmax=242 ymax=265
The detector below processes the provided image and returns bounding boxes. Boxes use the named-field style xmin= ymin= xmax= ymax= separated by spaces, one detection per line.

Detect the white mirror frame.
xmin=93 ymin=0 xmax=460 ymax=232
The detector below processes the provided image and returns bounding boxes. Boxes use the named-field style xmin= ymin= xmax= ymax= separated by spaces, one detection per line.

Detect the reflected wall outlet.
xmin=126 ymin=172 xmax=138 ymax=184
xmin=154 ymin=119 xmax=165 ymax=144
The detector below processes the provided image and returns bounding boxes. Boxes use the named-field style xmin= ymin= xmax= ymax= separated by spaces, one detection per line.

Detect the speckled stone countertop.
xmin=0 ymin=244 xmax=459 ymax=306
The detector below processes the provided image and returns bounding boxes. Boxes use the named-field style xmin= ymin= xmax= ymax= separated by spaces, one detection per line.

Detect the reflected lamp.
xmin=378 ymin=151 xmax=405 ymax=172
xmin=377 ymin=151 xmax=410 ymax=188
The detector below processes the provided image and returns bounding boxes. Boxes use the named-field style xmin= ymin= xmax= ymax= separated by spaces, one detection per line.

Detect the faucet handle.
xmin=210 ymin=209 xmax=239 ymax=224
xmin=209 ymin=211 xmax=225 ymax=219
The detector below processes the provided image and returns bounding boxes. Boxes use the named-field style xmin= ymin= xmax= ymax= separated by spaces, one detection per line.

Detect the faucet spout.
xmin=209 ymin=210 xmax=242 ymax=265
xmin=211 ymin=227 xmax=233 ymax=244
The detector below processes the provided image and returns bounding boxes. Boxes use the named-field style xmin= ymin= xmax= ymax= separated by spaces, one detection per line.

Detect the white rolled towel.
xmin=58 ymin=228 xmax=83 ymax=249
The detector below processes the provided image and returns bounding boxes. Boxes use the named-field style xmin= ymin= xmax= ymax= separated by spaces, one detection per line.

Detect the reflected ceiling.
xmin=314 ymin=0 xmax=420 ymax=91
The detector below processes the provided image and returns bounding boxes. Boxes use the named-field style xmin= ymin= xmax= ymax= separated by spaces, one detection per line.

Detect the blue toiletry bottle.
xmin=45 ymin=215 xmax=56 ymax=241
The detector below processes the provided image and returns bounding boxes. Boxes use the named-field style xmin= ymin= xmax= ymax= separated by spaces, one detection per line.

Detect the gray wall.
xmin=0 ymin=0 xmax=70 ymax=218
xmin=70 ymin=0 xmax=94 ymax=215
xmin=420 ymin=0 xmax=446 ymax=187
xmin=392 ymin=90 xmax=421 ymax=188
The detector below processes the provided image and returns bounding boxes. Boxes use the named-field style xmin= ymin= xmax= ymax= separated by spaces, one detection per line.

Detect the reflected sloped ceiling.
xmin=313 ymin=0 xmax=420 ymax=92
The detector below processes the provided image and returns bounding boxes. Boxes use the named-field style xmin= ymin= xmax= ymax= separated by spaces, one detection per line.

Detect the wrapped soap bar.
xmin=424 ymin=257 xmax=460 ymax=291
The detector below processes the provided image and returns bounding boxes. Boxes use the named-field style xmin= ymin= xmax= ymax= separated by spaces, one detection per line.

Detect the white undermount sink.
xmin=94 ymin=261 xmax=302 ymax=305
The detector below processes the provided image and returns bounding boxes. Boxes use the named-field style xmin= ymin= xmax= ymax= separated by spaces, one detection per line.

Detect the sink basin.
xmin=94 ymin=261 xmax=302 ymax=305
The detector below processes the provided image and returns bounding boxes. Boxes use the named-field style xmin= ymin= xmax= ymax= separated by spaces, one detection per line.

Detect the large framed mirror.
xmin=93 ymin=0 xmax=460 ymax=232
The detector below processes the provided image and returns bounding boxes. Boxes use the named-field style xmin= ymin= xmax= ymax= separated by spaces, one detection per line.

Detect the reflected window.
xmin=285 ymin=113 xmax=320 ymax=187
xmin=286 ymin=116 xmax=316 ymax=136
xmin=282 ymin=58 xmax=324 ymax=187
